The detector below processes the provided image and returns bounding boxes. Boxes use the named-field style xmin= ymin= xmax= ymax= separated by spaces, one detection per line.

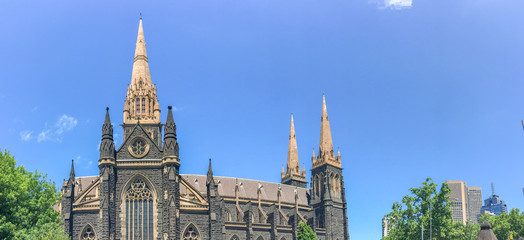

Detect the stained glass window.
xmin=125 ymin=178 xmax=154 ymax=240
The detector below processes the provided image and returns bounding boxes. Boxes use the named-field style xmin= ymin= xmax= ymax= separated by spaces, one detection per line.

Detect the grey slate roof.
xmin=181 ymin=174 xmax=309 ymax=205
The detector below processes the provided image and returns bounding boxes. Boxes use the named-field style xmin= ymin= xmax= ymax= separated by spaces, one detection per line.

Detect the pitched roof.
xmin=181 ymin=174 xmax=309 ymax=205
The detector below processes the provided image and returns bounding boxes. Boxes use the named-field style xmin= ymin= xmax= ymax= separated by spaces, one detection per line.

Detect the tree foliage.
xmin=0 ymin=149 xmax=69 ymax=240
xmin=297 ymin=221 xmax=317 ymax=240
xmin=479 ymin=208 xmax=524 ymax=240
xmin=382 ymin=178 xmax=479 ymax=240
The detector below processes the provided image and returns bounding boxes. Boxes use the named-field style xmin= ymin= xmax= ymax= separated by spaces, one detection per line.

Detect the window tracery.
xmin=80 ymin=224 xmax=96 ymax=240
xmin=182 ymin=223 xmax=201 ymax=240
xmin=125 ymin=178 xmax=154 ymax=240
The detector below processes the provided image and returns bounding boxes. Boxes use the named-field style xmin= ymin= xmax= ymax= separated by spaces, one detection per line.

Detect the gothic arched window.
xmin=141 ymin=98 xmax=146 ymax=113
xmin=125 ymin=178 xmax=154 ymax=240
xmin=80 ymin=224 xmax=96 ymax=240
xmin=225 ymin=209 xmax=233 ymax=222
xmin=230 ymin=235 xmax=240 ymax=240
xmin=182 ymin=223 xmax=201 ymax=240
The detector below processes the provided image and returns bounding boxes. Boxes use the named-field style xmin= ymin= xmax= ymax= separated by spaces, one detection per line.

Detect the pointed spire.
xmin=319 ymin=94 xmax=334 ymax=159
xmin=124 ymin=17 xmax=161 ymax=124
xmin=282 ymin=114 xmax=307 ymax=187
xmin=164 ymin=106 xmax=176 ymax=138
xmin=102 ymin=107 xmax=113 ymax=140
xmin=302 ymin=163 xmax=306 ymax=176
xmin=286 ymin=114 xmax=300 ymax=176
xmin=314 ymin=94 xmax=341 ymax=169
xmin=206 ymin=158 xmax=214 ymax=185
xmin=163 ymin=106 xmax=179 ymax=159
xmin=69 ymin=159 xmax=75 ymax=184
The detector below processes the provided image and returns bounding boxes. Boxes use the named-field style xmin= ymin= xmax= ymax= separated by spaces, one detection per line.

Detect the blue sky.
xmin=1 ymin=0 xmax=523 ymax=239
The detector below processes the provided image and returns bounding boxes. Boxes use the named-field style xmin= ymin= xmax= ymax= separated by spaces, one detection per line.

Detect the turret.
xmin=207 ymin=159 xmax=225 ymax=240
xmin=162 ymin=106 xmax=180 ymax=165
xmin=99 ymin=108 xmax=115 ymax=166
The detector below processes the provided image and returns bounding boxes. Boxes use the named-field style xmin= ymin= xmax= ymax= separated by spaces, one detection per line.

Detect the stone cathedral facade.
xmin=59 ymin=19 xmax=349 ymax=240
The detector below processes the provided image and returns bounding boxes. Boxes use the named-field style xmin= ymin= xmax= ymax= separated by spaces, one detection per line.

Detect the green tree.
xmin=0 ymin=149 xmax=69 ymax=240
xmin=479 ymin=208 xmax=524 ymax=240
xmin=297 ymin=221 xmax=317 ymax=240
xmin=383 ymin=178 xmax=461 ymax=240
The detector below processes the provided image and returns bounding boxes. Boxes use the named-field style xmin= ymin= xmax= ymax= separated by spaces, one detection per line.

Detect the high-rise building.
xmin=382 ymin=217 xmax=394 ymax=237
xmin=467 ymin=187 xmax=483 ymax=223
xmin=446 ymin=180 xmax=468 ymax=224
xmin=446 ymin=180 xmax=483 ymax=224
xmin=481 ymin=183 xmax=507 ymax=216
xmin=58 ymin=18 xmax=350 ymax=240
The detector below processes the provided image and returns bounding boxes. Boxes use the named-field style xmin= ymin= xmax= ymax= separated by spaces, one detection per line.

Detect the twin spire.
xmin=281 ymin=95 xmax=342 ymax=187
xmin=123 ymin=18 xmax=161 ymax=125
xmin=281 ymin=114 xmax=307 ymax=186
xmin=313 ymin=95 xmax=341 ymax=169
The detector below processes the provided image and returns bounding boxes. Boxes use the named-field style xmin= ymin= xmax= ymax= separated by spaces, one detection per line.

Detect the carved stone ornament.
xmin=127 ymin=137 xmax=150 ymax=158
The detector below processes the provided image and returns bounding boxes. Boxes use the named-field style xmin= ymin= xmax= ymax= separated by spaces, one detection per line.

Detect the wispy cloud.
xmin=37 ymin=130 xmax=51 ymax=143
xmin=20 ymin=130 xmax=33 ymax=141
xmin=371 ymin=0 xmax=413 ymax=10
xmin=24 ymin=114 xmax=79 ymax=143
xmin=56 ymin=115 xmax=78 ymax=134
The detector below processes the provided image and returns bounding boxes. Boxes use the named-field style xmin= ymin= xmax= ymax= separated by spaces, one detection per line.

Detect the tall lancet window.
xmin=125 ymin=178 xmax=154 ymax=240
xmin=136 ymin=98 xmax=141 ymax=114
xmin=141 ymin=98 xmax=146 ymax=113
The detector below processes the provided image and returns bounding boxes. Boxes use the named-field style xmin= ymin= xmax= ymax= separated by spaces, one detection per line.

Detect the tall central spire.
xmin=123 ymin=18 xmax=161 ymax=124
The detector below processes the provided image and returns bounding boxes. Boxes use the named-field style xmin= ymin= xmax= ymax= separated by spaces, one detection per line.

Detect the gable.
xmin=116 ymin=123 xmax=162 ymax=160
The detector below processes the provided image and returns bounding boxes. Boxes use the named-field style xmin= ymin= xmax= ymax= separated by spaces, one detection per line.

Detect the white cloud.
xmin=20 ymin=130 xmax=33 ymax=141
xmin=27 ymin=114 xmax=78 ymax=143
xmin=371 ymin=0 xmax=413 ymax=9
xmin=56 ymin=115 xmax=78 ymax=134
xmin=37 ymin=130 xmax=51 ymax=143
xmin=384 ymin=0 xmax=412 ymax=9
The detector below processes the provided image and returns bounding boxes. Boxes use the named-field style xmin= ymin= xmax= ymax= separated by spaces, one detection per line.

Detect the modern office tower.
xmin=467 ymin=187 xmax=483 ymax=223
xmin=481 ymin=183 xmax=507 ymax=215
xmin=446 ymin=180 xmax=484 ymax=224
xmin=447 ymin=180 xmax=468 ymax=224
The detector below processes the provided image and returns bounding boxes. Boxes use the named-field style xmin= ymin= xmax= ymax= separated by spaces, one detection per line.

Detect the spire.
xmin=286 ymin=114 xmax=300 ymax=175
xmin=163 ymin=106 xmax=179 ymax=159
xmin=319 ymin=94 xmax=334 ymax=159
xmin=68 ymin=159 xmax=75 ymax=184
xmin=206 ymin=158 xmax=214 ymax=185
xmin=164 ymin=106 xmax=176 ymax=138
xmin=102 ymin=107 xmax=113 ymax=140
xmin=313 ymin=94 xmax=341 ymax=169
xmin=132 ymin=18 xmax=150 ymax=85
xmin=281 ymin=114 xmax=307 ymax=187
xmin=123 ymin=17 xmax=161 ymax=124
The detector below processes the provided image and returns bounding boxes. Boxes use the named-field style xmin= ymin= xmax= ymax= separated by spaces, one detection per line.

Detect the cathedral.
xmin=59 ymin=18 xmax=349 ymax=240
